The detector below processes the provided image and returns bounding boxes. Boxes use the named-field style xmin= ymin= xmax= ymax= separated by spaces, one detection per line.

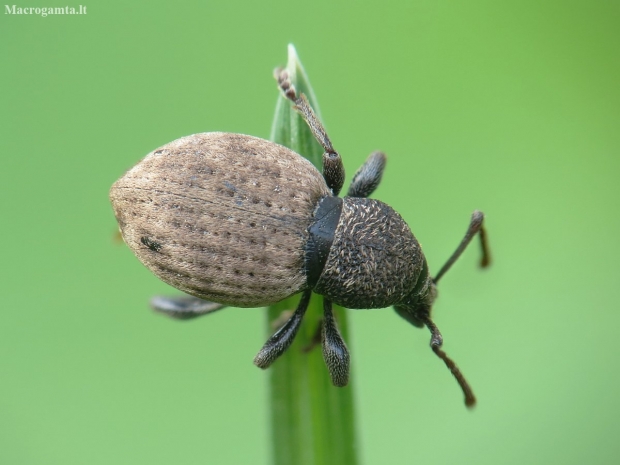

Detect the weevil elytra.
xmin=110 ymin=68 xmax=490 ymax=407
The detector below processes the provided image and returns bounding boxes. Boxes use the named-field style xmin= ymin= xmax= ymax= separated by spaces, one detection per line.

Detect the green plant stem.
xmin=265 ymin=45 xmax=359 ymax=465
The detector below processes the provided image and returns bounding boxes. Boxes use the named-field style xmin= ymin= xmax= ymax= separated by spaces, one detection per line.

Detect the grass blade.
xmin=265 ymin=44 xmax=359 ymax=465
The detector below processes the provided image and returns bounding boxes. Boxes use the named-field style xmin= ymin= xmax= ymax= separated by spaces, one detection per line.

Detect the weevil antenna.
xmin=433 ymin=210 xmax=490 ymax=284
xmin=419 ymin=314 xmax=476 ymax=408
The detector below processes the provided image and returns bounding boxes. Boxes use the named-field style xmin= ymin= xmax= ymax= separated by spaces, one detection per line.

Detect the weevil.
xmin=110 ymin=69 xmax=490 ymax=407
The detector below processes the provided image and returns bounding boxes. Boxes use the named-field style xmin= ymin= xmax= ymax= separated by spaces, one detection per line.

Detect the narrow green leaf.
xmin=265 ymin=45 xmax=359 ymax=465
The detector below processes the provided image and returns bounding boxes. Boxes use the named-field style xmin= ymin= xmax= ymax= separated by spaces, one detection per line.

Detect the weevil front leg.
xmin=254 ymin=290 xmax=312 ymax=369
xmin=347 ymin=151 xmax=387 ymax=198
xmin=150 ymin=295 xmax=226 ymax=320
xmin=275 ymin=69 xmax=345 ymax=196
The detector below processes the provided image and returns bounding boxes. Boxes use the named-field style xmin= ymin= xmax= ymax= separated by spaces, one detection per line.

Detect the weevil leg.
xmin=150 ymin=295 xmax=226 ymax=320
xmin=322 ymin=299 xmax=350 ymax=387
xmin=347 ymin=151 xmax=387 ymax=198
xmin=301 ymin=320 xmax=323 ymax=353
xmin=275 ymin=68 xmax=345 ymax=196
xmin=433 ymin=210 xmax=491 ymax=283
xmin=253 ymin=290 xmax=312 ymax=369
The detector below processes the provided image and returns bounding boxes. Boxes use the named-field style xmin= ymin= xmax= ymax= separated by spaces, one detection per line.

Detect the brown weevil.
xmin=110 ymin=69 xmax=490 ymax=407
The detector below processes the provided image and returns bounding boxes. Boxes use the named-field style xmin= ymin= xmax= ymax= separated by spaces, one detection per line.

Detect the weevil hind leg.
xmin=275 ymin=68 xmax=345 ymax=196
xmin=150 ymin=295 xmax=226 ymax=320
xmin=322 ymin=299 xmax=350 ymax=387
xmin=253 ymin=290 xmax=312 ymax=369
xmin=347 ymin=151 xmax=387 ymax=198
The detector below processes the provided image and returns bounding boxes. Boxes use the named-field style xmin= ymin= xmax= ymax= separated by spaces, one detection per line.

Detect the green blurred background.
xmin=1 ymin=1 xmax=619 ymax=464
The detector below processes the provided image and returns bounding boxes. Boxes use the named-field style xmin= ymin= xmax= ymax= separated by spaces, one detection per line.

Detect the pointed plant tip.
xmin=287 ymin=44 xmax=302 ymax=70
xmin=286 ymin=45 xmax=300 ymax=77
xmin=286 ymin=44 xmax=311 ymax=85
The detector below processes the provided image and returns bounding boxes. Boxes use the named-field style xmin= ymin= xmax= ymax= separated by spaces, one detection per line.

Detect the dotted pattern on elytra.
xmin=110 ymin=132 xmax=331 ymax=307
xmin=314 ymin=197 xmax=425 ymax=309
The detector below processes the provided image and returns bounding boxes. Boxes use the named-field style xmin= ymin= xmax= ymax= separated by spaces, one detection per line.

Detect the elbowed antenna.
xmin=433 ymin=210 xmax=491 ymax=284
xmin=419 ymin=314 xmax=476 ymax=408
